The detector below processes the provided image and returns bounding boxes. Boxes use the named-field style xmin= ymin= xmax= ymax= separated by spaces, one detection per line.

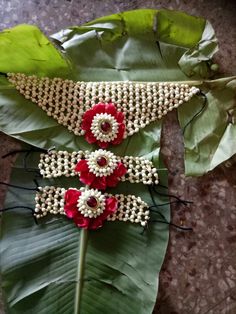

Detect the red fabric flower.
xmin=81 ymin=103 xmax=125 ymax=148
xmin=75 ymin=159 xmax=127 ymax=190
xmin=64 ymin=189 xmax=118 ymax=230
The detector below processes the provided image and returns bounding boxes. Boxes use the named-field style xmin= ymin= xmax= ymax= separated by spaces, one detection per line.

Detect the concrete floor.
xmin=0 ymin=1 xmax=236 ymax=313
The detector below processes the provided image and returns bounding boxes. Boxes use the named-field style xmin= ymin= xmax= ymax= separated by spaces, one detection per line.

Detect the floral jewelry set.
xmin=7 ymin=73 xmax=199 ymax=230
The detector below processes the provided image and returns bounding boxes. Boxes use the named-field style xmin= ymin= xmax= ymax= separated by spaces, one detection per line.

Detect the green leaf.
xmin=1 ymin=154 xmax=169 ymax=314
xmin=179 ymin=21 xmax=218 ymax=78
xmin=0 ymin=25 xmax=70 ymax=77
xmin=52 ymin=9 xmax=213 ymax=82
xmin=0 ymin=8 xmax=219 ymax=314
xmin=0 ymin=9 xmax=217 ymax=151
xmin=178 ymin=77 xmax=236 ymax=176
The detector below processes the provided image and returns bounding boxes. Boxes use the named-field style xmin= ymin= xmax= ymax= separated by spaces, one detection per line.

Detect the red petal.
xmin=112 ymin=123 xmax=125 ymax=145
xmin=89 ymin=217 xmax=104 ymax=230
xmin=91 ymin=176 xmax=107 ymax=190
xmin=81 ymin=110 xmax=94 ymax=130
xmin=97 ymin=140 xmax=109 ymax=149
xmin=75 ymin=160 xmax=89 ymax=172
xmin=64 ymin=189 xmax=81 ymax=218
xmin=92 ymin=103 xmax=106 ymax=114
xmin=118 ymin=123 xmax=126 ymax=137
xmin=80 ymin=171 xmax=96 ymax=185
xmin=65 ymin=208 xmax=76 ymax=219
xmin=74 ymin=213 xmax=90 ymax=229
xmin=81 ymin=119 xmax=91 ymax=131
xmin=106 ymin=174 xmax=119 ymax=187
xmin=114 ymin=162 xmax=127 ymax=177
xmin=88 ymin=197 xmax=118 ymax=230
xmin=113 ymin=137 xmax=122 ymax=145
xmin=105 ymin=103 xmax=117 ymax=116
xmin=115 ymin=111 xmax=125 ymax=123
xmin=85 ymin=131 xmax=97 ymax=144
xmin=106 ymin=196 xmax=118 ymax=214
xmin=64 ymin=189 xmax=81 ymax=207
xmin=89 ymin=205 xmax=115 ymax=229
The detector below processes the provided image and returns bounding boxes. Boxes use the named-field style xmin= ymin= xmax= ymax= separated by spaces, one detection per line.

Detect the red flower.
xmin=81 ymin=103 xmax=125 ymax=148
xmin=75 ymin=159 xmax=127 ymax=190
xmin=64 ymin=188 xmax=118 ymax=230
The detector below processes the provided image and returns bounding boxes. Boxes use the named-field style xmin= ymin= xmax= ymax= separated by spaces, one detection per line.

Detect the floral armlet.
xmin=38 ymin=149 xmax=159 ymax=189
xmin=34 ymin=186 xmax=150 ymax=229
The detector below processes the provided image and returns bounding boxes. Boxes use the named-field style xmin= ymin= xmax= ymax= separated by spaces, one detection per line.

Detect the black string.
xmin=151 ymin=184 xmax=193 ymax=205
xmin=147 ymin=184 xmax=193 ymax=232
xmin=182 ymin=91 xmax=207 ymax=134
xmin=141 ymin=218 xmax=193 ymax=234
xmin=0 ymin=72 xmax=7 ymax=77
xmin=23 ymin=150 xmax=42 ymax=176
xmin=148 ymin=185 xmax=167 ymax=221
xmin=149 ymin=207 xmax=168 ymax=221
xmin=1 ymin=147 xmax=47 ymax=159
xmin=148 ymin=207 xmax=193 ymax=231
xmin=47 ymin=146 xmax=56 ymax=152
xmin=148 ymin=185 xmax=193 ymax=228
xmin=33 ymin=178 xmax=40 ymax=189
xmin=0 ymin=206 xmax=38 ymax=225
xmin=0 ymin=182 xmax=38 ymax=191
xmin=158 ymin=183 xmax=168 ymax=190
xmin=148 ymin=200 xmax=189 ymax=208
xmin=0 ymin=206 xmax=34 ymax=213
xmin=2 ymin=149 xmax=34 ymax=159
xmin=2 ymin=148 xmax=44 ymax=176
xmin=148 ymin=164 xmax=192 ymax=206
xmin=148 ymin=184 xmax=158 ymax=207
xmin=149 ymin=219 xmax=193 ymax=231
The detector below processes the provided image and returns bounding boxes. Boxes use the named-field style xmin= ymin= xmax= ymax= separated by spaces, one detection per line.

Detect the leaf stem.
xmin=130 ymin=80 xmax=203 ymax=85
xmin=74 ymin=228 xmax=88 ymax=314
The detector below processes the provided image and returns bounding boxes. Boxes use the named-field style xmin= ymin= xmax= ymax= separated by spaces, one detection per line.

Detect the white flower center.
xmin=87 ymin=149 xmax=119 ymax=177
xmin=90 ymin=113 xmax=119 ymax=142
xmin=77 ymin=189 xmax=106 ymax=218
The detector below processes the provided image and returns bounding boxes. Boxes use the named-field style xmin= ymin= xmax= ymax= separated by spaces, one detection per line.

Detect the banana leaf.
xmin=0 ymin=24 xmax=69 ymax=77
xmin=0 ymin=8 xmax=221 ymax=314
xmin=1 ymin=149 xmax=170 ymax=314
xmin=0 ymin=9 xmax=218 ymax=151
xmin=178 ymin=77 xmax=236 ymax=176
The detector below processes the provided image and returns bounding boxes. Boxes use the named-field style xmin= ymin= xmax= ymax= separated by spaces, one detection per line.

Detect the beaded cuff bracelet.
xmin=34 ymin=186 xmax=150 ymax=229
xmin=8 ymin=73 xmax=200 ymax=148
xmin=38 ymin=149 xmax=159 ymax=189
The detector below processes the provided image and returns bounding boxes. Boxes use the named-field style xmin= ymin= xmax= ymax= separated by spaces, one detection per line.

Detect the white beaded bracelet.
xmin=34 ymin=186 xmax=150 ymax=229
xmin=38 ymin=149 xmax=159 ymax=189
xmin=8 ymin=73 xmax=200 ymax=148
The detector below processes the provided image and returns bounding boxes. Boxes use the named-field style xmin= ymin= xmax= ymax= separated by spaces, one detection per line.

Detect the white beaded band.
xmin=38 ymin=149 xmax=159 ymax=185
xmin=34 ymin=186 xmax=150 ymax=227
xmin=7 ymin=73 xmax=199 ymax=139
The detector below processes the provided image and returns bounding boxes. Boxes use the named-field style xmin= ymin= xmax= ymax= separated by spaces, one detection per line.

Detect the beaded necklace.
xmin=7 ymin=73 xmax=200 ymax=148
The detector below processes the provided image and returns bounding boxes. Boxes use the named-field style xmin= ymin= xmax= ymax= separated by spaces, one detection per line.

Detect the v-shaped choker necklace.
xmin=7 ymin=73 xmax=200 ymax=148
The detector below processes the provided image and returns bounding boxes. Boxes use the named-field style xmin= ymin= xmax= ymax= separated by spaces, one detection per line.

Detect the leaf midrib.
xmin=74 ymin=229 xmax=88 ymax=314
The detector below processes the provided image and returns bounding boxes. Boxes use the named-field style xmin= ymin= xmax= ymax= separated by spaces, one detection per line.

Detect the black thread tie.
xmin=0 ymin=182 xmax=38 ymax=191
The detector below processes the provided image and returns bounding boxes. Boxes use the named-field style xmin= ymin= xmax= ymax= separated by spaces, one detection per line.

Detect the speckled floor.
xmin=0 ymin=1 xmax=236 ymax=313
